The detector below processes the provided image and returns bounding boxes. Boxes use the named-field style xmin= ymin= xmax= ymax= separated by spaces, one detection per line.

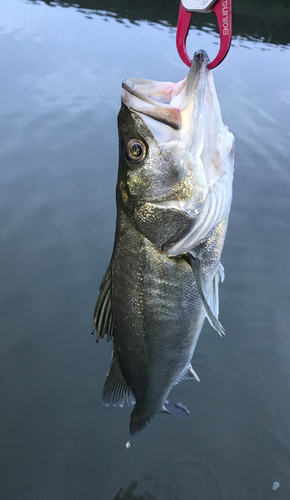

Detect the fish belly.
xmin=111 ymin=211 xmax=207 ymax=416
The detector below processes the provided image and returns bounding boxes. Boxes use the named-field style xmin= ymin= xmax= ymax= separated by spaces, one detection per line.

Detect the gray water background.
xmin=1 ymin=1 xmax=290 ymax=498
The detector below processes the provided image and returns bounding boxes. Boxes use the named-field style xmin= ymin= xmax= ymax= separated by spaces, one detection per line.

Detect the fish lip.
xmin=121 ymin=79 xmax=183 ymax=131
xmin=193 ymin=49 xmax=210 ymax=65
xmin=182 ymin=50 xmax=209 ymax=100
xmin=122 ymin=80 xmax=160 ymax=108
xmin=121 ymin=49 xmax=210 ymax=134
xmin=121 ymin=49 xmax=209 ymax=108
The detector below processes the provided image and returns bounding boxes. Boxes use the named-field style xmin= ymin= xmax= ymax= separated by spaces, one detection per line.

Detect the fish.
xmin=92 ymin=50 xmax=234 ymax=435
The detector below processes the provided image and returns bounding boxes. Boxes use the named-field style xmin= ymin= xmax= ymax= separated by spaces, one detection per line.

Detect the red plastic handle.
xmin=176 ymin=0 xmax=232 ymax=69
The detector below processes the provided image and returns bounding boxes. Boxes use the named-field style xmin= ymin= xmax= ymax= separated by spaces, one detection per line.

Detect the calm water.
xmin=1 ymin=1 xmax=290 ymax=499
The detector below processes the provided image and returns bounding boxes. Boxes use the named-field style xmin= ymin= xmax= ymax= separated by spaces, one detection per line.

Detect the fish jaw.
xmin=121 ymin=50 xmax=213 ymax=147
xmin=121 ymin=48 xmax=234 ymax=176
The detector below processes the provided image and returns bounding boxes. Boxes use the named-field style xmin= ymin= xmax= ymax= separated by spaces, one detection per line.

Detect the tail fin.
xmin=130 ymin=411 xmax=151 ymax=436
xmin=162 ymin=400 xmax=191 ymax=417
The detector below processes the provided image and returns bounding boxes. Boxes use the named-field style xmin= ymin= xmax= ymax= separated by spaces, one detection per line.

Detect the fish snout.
xmin=193 ymin=50 xmax=210 ymax=65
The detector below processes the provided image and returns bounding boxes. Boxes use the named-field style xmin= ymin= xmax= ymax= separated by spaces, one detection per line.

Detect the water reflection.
xmin=112 ymin=457 xmax=226 ymax=500
xmin=113 ymin=481 xmax=158 ymax=500
xmin=27 ymin=0 xmax=290 ymax=46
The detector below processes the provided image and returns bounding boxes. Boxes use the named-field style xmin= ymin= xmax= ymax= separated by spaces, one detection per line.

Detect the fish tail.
xmin=130 ymin=410 xmax=151 ymax=435
xmin=162 ymin=400 xmax=191 ymax=418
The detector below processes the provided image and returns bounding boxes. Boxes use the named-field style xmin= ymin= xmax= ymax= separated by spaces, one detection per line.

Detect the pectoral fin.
xmin=184 ymin=253 xmax=225 ymax=337
xmin=102 ymin=350 xmax=136 ymax=407
xmin=92 ymin=262 xmax=113 ymax=342
xmin=207 ymin=262 xmax=224 ymax=323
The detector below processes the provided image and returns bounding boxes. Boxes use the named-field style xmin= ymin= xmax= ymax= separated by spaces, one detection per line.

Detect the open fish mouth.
xmin=122 ymin=50 xmax=210 ymax=141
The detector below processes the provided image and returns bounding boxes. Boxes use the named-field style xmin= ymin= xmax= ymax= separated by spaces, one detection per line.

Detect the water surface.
xmin=1 ymin=1 xmax=290 ymax=499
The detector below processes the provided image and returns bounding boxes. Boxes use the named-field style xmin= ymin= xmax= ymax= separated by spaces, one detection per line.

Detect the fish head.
xmin=117 ymin=50 xmax=234 ymax=252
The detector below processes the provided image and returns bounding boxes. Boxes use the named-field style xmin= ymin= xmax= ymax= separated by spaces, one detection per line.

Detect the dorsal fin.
xmin=92 ymin=262 xmax=113 ymax=342
xmin=102 ymin=350 xmax=136 ymax=408
xmin=184 ymin=253 xmax=225 ymax=337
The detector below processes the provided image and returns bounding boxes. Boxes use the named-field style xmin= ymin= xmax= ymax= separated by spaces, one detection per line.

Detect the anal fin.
xmin=185 ymin=365 xmax=200 ymax=382
xmin=175 ymin=364 xmax=200 ymax=384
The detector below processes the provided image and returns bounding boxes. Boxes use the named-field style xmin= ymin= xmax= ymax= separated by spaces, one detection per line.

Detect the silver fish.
xmin=93 ymin=50 xmax=234 ymax=435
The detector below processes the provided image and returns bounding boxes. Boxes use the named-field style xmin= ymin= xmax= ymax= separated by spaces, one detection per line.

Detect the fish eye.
xmin=126 ymin=139 xmax=146 ymax=164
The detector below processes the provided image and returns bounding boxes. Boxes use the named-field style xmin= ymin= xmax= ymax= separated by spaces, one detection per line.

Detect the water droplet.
xmin=126 ymin=440 xmax=131 ymax=448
